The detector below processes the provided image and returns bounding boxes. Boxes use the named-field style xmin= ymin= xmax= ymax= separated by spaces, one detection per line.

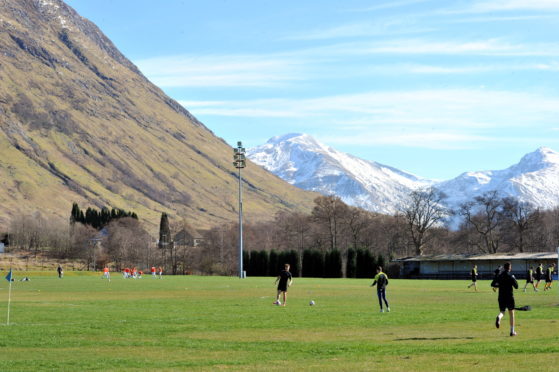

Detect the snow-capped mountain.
xmin=436 ymin=146 xmax=559 ymax=210
xmin=247 ymin=133 xmax=433 ymax=214
xmin=248 ymin=133 xmax=559 ymax=215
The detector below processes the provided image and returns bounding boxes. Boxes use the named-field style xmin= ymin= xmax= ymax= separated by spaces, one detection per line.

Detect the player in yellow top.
xmin=523 ymin=267 xmax=536 ymax=292
xmin=467 ymin=265 xmax=478 ymax=291
xmin=543 ymin=263 xmax=555 ymax=291
xmin=371 ymin=267 xmax=390 ymax=313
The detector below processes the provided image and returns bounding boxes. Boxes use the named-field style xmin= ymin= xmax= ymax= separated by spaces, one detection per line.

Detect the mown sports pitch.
xmin=0 ymin=273 xmax=557 ymax=371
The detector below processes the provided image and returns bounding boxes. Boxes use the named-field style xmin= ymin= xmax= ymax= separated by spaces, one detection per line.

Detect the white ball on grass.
xmin=309 ymin=300 xmax=315 ymax=306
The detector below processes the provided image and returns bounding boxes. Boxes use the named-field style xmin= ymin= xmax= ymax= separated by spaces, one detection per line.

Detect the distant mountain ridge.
xmin=248 ymin=134 xmax=559 ymax=214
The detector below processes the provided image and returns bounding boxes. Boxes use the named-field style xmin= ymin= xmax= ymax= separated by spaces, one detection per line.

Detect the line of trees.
xmin=5 ymin=189 xmax=559 ymax=276
xmin=70 ymin=203 xmax=138 ymax=229
xmin=201 ymin=191 xmax=559 ymax=277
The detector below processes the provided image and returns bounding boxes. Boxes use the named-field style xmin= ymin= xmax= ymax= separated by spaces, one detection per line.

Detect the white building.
xmin=395 ymin=252 xmax=558 ymax=279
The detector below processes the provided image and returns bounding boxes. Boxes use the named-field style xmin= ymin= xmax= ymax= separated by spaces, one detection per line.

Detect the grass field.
xmin=0 ymin=272 xmax=557 ymax=371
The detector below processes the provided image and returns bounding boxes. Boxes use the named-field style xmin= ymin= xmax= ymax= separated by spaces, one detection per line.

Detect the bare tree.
xmin=501 ymin=197 xmax=541 ymax=252
xmin=311 ymin=195 xmax=349 ymax=251
xmin=343 ymin=206 xmax=371 ymax=250
xmin=69 ymin=223 xmax=98 ymax=267
xmin=106 ymin=218 xmax=150 ymax=270
xmin=459 ymin=191 xmax=503 ymax=253
xmin=401 ymin=187 xmax=448 ymax=256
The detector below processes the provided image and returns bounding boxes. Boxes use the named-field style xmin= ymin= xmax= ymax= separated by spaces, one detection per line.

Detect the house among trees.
xmin=173 ymin=226 xmax=203 ymax=247
xmin=395 ymin=252 xmax=558 ymax=279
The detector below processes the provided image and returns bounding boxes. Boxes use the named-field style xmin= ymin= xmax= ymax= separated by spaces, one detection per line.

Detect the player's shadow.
xmin=394 ymin=336 xmax=474 ymax=341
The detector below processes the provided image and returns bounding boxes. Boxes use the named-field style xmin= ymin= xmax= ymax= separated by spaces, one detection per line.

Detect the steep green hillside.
xmin=0 ymin=0 xmax=316 ymax=230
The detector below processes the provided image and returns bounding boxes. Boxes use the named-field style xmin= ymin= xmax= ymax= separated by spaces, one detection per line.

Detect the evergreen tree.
xmin=365 ymin=251 xmax=377 ymax=278
xmin=259 ymin=250 xmax=269 ymax=276
xmin=346 ymin=248 xmax=357 ymax=278
xmin=243 ymin=251 xmax=250 ymax=276
xmin=70 ymin=203 xmax=138 ymax=229
xmin=277 ymin=251 xmax=288 ymax=276
xmin=159 ymin=213 xmax=171 ymax=249
xmin=356 ymin=249 xmax=375 ymax=278
xmin=288 ymin=250 xmax=301 ymax=277
xmin=325 ymin=250 xmax=342 ymax=278
xmin=302 ymin=249 xmax=313 ymax=277
xmin=268 ymin=250 xmax=279 ymax=276
xmin=70 ymin=203 xmax=81 ymax=224
xmin=377 ymin=254 xmax=386 ymax=271
xmin=313 ymin=250 xmax=325 ymax=278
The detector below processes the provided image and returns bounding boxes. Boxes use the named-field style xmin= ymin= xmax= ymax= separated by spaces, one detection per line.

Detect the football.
xmin=309 ymin=300 xmax=315 ymax=306
xmin=274 ymin=300 xmax=281 ymax=306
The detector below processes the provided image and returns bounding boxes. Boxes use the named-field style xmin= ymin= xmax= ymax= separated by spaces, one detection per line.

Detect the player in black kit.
xmin=491 ymin=262 xmax=518 ymax=336
xmin=274 ymin=263 xmax=293 ymax=306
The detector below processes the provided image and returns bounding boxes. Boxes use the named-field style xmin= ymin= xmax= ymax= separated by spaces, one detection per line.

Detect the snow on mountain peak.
xmin=267 ymin=133 xmax=305 ymax=144
xmin=249 ymin=134 xmax=559 ymax=220
xmin=516 ymin=147 xmax=559 ymax=171
xmin=248 ymin=133 xmax=432 ymax=214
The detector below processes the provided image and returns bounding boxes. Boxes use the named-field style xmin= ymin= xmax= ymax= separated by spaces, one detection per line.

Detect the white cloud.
xmin=367 ymin=61 xmax=559 ymax=75
xmin=182 ymin=89 xmax=559 ymax=149
xmin=320 ymin=132 xmax=490 ymax=150
xmin=353 ymin=0 xmax=435 ymax=12
xmin=445 ymin=14 xmax=554 ymax=23
xmin=282 ymin=20 xmax=434 ymax=41
xmin=135 ymin=37 xmax=559 ymax=90
xmin=135 ymin=54 xmax=307 ymax=88
xmin=320 ymin=39 xmax=559 ymax=57
xmin=469 ymin=0 xmax=559 ymax=12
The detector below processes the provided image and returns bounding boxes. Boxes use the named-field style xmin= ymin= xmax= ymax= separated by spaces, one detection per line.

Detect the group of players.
xmin=468 ymin=263 xmax=556 ymax=292
xmin=457 ymin=262 xmax=557 ymax=337
xmin=99 ymin=266 xmax=164 ymax=281
xmin=273 ymin=263 xmax=391 ymax=313
xmin=273 ymin=261 xmax=556 ymax=338
xmin=522 ymin=263 xmax=556 ymax=292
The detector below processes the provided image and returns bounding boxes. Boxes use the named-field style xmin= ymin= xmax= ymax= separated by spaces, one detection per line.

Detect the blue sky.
xmin=66 ymin=0 xmax=559 ymax=179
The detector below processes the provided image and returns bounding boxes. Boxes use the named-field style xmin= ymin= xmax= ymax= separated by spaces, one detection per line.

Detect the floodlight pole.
xmin=233 ymin=141 xmax=246 ymax=278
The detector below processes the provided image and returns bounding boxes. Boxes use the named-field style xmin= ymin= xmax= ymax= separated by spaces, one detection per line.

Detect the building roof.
xmin=394 ymin=252 xmax=558 ymax=262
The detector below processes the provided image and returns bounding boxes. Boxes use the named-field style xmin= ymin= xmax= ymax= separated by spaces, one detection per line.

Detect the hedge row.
xmin=243 ymin=249 xmax=385 ymax=278
xmin=346 ymin=248 xmax=386 ymax=278
xmin=243 ymin=250 xmax=300 ymax=277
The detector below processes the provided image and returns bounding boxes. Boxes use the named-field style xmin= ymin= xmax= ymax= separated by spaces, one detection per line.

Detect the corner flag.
xmin=5 ymin=268 xmax=13 ymax=325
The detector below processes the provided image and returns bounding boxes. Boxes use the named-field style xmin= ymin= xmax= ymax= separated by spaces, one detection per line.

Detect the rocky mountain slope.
xmin=0 ymin=0 xmax=316 ymax=231
xmin=248 ymin=133 xmax=559 ymax=215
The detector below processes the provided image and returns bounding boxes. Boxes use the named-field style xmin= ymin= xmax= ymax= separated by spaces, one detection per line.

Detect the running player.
xmin=151 ymin=266 xmax=156 ymax=278
xmin=371 ymin=266 xmax=390 ymax=313
xmin=467 ymin=265 xmax=478 ymax=291
xmin=491 ymin=262 xmax=519 ymax=336
xmin=274 ymin=263 xmax=292 ymax=306
xmin=158 ymin=266 xmax=163 ymax=279
xmin=535 ymin=263 xmax=543 ymax=289
xmin=523 ymin=267 xmax=536 ymax=292
xmin=544 ymin=263 xmax=555 ymax=291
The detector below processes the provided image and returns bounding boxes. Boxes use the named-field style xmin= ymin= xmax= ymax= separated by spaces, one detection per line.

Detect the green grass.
xmin=0 ymin=273 xmax=557 ymax=371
